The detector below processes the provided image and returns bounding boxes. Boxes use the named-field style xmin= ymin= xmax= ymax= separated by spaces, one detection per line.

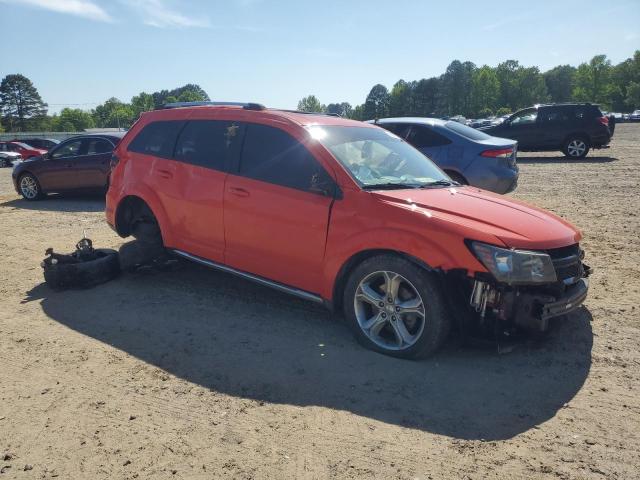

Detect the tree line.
xmin=1 ymin=50 xmax=639 ymax=133
xmin=0 ymin=77 xmax=209 ymax=133
xmin=298 ymin=51 xmax=640 ymax=120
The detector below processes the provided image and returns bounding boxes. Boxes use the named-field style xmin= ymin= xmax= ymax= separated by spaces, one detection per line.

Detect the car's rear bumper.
xmin=463 ymin=162 xmax=519 ymax=195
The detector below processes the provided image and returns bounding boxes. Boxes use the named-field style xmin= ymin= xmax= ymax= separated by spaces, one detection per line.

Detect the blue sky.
xmin=1 ymin=0 xmax=638 ymax=114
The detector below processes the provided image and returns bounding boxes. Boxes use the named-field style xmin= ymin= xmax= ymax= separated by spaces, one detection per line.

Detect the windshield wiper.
xmin=419 ymin=180 xmax=458 ymax=188
xmin=362 ymin=182 xmax=422 ymax=190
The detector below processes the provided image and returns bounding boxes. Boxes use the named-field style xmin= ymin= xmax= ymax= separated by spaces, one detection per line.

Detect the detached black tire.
xmin=562 ymin=136 xmax=590 ymax=158
xmin=44 ymin=249 xmax=120 ymax=290
xmin=343 ymin=255 xmax=450 ymax=359
xmin=118 ymin=240 xmax=165 ymax=271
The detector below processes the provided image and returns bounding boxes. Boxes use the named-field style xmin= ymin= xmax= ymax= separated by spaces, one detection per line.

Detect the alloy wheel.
xmin=567 ymin=139 xmax=587 ymax=157
xmin=20 ymin=175 xmax=39 ymax=199
xmin=353 ymin=270 xmax=426 ymax=351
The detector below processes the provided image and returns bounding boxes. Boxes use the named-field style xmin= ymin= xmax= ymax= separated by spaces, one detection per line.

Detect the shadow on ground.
xmin=26 ymin=262 xmax=593 ymax=441
xmin=517 ymin=155 xmax=617 ymax=164
xmin=0 ymin=194 xmax=105 ymax=212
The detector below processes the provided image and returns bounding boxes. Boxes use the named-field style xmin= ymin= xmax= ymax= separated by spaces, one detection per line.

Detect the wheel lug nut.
xmin=395 ymin=306 xmax=400 ymax=312
xmin=381 ymin=313 xmax=387 ymax=318
xmin=391 ymin=316 xmax=396 ymax=321
xmin=378 ymin=301 xmax=384 ymax=307
xmin=387 ymin=297 xmax=393 ymax=303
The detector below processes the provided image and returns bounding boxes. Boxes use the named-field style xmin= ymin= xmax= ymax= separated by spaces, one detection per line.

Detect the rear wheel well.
xmin=115 ymin=196 xmax=159 ymax=239
xmin=563 ymin=131 xmax=591 ymax=145
xmin=330 ymin=249 xmax=435 ymax=313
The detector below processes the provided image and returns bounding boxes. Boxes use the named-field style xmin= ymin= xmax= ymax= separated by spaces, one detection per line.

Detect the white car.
xmin=0 ymin=151 xmax=21 ymax=168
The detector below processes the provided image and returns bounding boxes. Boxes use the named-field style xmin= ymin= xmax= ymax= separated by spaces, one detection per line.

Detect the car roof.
xmin=146 ymin=104 xmax=374 ymax=129
xmin=368 ymin=117 xmax=448 ymax=127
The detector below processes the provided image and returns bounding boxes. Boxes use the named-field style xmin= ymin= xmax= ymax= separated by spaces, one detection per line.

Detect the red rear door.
xmin=223 ymin=123 xmax=337 ymax=294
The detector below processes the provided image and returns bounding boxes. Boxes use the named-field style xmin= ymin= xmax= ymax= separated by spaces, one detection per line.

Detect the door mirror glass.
xmin=309 ymin=172 xmax=335 ymax=197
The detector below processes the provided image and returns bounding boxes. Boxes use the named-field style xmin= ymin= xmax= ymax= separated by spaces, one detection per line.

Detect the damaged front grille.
xmin=546 ymin=244 xmax=584 ymax=285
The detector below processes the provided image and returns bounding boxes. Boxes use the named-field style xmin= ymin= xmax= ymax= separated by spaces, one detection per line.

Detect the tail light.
xmin=597 ymin=116 xmax=609 ymax=126
xmin=481 ymin=148 xmax=513 ymax=158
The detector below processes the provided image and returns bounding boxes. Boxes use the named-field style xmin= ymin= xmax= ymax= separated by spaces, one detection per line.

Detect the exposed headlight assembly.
xmin=470 ymin=241 xmax=557 ymax=285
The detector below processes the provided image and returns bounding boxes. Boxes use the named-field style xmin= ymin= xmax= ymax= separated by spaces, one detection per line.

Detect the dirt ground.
xmin=1 ymin=124 xmax=639 ymax=480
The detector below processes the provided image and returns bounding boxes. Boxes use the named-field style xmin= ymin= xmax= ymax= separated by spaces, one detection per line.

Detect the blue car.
xmin=368 ymin=118 xmax=519 ymax=194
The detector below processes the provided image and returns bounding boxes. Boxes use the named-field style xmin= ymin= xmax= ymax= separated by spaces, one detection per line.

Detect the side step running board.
xmin=172 ymin=249 xmax=324 ymax=304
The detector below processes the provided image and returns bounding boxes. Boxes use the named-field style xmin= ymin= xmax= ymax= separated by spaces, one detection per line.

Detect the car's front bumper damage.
xmin=465 ymin=260 xmax=592 ymax=333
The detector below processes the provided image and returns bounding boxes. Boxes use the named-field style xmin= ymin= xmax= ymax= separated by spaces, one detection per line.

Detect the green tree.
xmin=496 ymin=107 xmax=512 ymax=116
xmin=51 ymin=108 xmax=95 ymax=132
xmin=131 ymin=92 xmax=155 ymax=116
xmin=297 ymin=95 xmax=325 ymax=113
xmin=412 ymin=77 xmax=440 ymax=116
xmin=442 ymin=60 xmax=476 ymax=116
xmin=388 ymin=79 xmax=413 ymax=116
xmin=0 ymin=74 xmax=48 ymax=132
xmin=516 ymin=66 xmax=548 ymax=107
xmin=326 ymin=102 xmax=353 ymax=117
xmin=471 ymin=66 xmax=499 ymax=116
xmin=152 ymin=84 xmax=209 ymax=107
xmin=363 ymin=84 xmax=390 ymax=119
xmin=92 ymin=98 xmax=135 ymax=129
xmin=626 ymin=81 xmax=640 ymax=110
xmin=544 ymin=65 xmax=576 ymax=103
xmin=572 ymin=55 xmax=612 ymax=106
xmin=495 ymin=60 xmax=522 ymax=111
xmin=349 ymin=104 xmax=365 ymax=120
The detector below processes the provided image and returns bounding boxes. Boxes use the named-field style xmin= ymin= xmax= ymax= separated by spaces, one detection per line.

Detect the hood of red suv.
xmin=373 ymin=186 xmax=581 ymax=250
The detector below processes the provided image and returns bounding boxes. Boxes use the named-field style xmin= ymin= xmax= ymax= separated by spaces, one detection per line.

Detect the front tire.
xmin=343 ymin=255 xmax=450 ymax=359
xmin=19 ymin=173 xmax=43 ymax=201
xmin=562 ymin=136 xmax=590 ymax=158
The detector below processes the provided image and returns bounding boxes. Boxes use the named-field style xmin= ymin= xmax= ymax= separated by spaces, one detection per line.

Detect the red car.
xmin=106 ymin=102 xmax=590 ymax=358
xmin=0 ymin=141 xmax=47 ymax=159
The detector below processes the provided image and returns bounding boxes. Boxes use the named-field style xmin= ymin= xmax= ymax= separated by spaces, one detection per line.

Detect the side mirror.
xmin=309 ymin=173 xmax=336 ymax=197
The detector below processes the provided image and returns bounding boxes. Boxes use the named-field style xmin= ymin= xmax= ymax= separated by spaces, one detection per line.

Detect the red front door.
xmin=222 ymin=122 xmax=336 ymax=294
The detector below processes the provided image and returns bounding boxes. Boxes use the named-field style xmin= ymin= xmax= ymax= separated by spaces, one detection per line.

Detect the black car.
xmin=480 ymin=103 xmax=612 ymax=158
xmin=12 ymin=138 xmax=60 ymax=151
xmin=12 ymin=133 xmax=124 ymax=200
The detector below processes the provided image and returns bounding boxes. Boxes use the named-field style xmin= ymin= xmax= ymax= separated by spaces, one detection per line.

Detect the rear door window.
xmin=379 ymin=123 xmax=412 ymax=139
xmin=86 ymin=138 xmax=113 ymax=155
xmin=407 ymin=125 xmax=452 ymax=148
xmin=128 ymin=121 xmax=185 ymax=158
xmin=239 ymin=123 xmax=332 ymax=193
xmin=174 ymin=120 xmax=240 ymax=171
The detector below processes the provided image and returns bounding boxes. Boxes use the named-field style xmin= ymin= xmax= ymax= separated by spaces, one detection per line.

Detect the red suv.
xmin=106 ymin=102 xmax=590 ymax=358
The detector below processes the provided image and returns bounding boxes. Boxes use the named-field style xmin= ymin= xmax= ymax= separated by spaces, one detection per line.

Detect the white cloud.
xmin=121 ymin=0 xmax=210 ymax=28
xmin=0 ymin=0 xmax=112 ymax=21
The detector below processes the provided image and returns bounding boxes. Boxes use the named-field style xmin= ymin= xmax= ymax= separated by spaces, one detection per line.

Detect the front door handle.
xmin=157 ymin=169 xmax=173 ymax=179
xmin=229 ymin=186 xmax=250 ymax=198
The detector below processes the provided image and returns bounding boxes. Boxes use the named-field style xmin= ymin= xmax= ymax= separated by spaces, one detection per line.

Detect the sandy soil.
xmin=0 ymin=124 xmax=639 ymax=479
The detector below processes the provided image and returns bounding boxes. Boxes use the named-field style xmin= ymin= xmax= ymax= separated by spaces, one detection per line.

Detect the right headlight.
xmin=470 ymin=241 xmax=557 ymax=285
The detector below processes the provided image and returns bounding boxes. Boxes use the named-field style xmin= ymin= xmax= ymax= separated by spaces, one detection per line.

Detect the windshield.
xmin=445 ymin=121 xmax=492 ymax=140
xmin=310 ymin=125 xmax=449 ymax=188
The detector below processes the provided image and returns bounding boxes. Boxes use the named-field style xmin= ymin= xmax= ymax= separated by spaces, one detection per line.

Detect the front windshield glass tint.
xmin=312 ymin=126 xmax=448 ymax=188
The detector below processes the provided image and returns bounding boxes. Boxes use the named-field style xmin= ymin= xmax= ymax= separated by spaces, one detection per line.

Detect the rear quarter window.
xmin=174 ymin=120 xmax=239 ymax=171
xmin=127 ymin=121 xmax=185 ymax=158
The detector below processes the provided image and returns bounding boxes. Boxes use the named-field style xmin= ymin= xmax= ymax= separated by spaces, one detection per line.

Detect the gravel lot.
xmin=1 ymin=124 xmax=639 ymax=479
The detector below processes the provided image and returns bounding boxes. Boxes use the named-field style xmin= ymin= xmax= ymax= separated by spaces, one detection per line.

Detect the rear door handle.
xmin=229 ymin=186 xmax=250 ymax=198
xmin=157 ymin=169 xmax=173 ymax=179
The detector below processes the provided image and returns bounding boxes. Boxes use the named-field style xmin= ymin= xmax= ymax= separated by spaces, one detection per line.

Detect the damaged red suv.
xmin=106 ymin=102 xmax=590 ymax=358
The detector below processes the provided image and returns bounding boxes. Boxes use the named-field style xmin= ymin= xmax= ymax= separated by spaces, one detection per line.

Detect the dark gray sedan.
xmin=369 ymin=118 xmax=519 ymax=194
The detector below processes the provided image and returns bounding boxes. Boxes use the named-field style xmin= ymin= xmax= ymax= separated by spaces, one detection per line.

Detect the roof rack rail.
xmin=159 ymin=101 xmax=266 ymax=110
xmin=275 ymin=109 xmax=341 ymax=117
